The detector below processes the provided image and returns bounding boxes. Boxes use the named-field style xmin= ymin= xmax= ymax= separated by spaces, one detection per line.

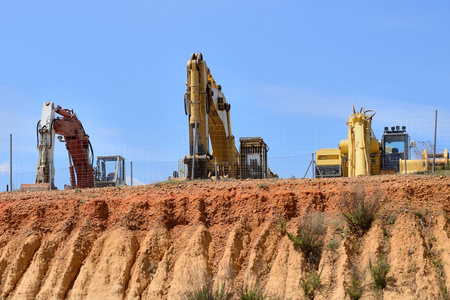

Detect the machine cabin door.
xmin=381 ymin=132 xmax=409 ymax=173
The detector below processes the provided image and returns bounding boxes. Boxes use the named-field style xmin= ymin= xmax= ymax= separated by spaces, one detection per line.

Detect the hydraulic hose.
xmin=364 ymin=109 xmax=376 ymax=120
xmin=89 ymin=140 xmax=94 ymax=166
xmin=49 ymin=119 xmax=55 ymax=149
xmin=36 ymin=120 xmax=40 ymax=148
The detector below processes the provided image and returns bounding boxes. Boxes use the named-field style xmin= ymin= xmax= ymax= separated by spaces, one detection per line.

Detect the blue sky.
xmin=1 ymin=1 xmax=450 ymax=188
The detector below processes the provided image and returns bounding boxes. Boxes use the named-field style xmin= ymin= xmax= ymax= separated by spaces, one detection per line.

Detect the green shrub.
xmin=239 ymin=286 xmax=266 ymax=300
xmin=277 ymin=220 xmax=287 ymax=234
xmin=440 ymin=283 xmax=449 ymax=300
xmin=387 ymin=216 xmax=396 ymax=225
xmin=327 ymin=239 xmax=339 ymax=251
xmin=258 ymin=183 xmax=269 ymax=190
xmin=310 ymin=270 xmax=322 ymax=290
xmin=186 ymin=285 xmax=230 ymax=300
xmin=284 ymin=212 xmax=326 ymax=267
xmin=154 ymin=179 xmax=181 ymax=187
xmin=346 ymin=269 xmax=362 ymax=300
xmin=369 ymin=255 xmax=390 ymax=290
xmin=301 ymin=279 xmax=313 ymax=299
xmin=301 ymin=269 xmax=322 ymax=299
xmin=339 ymin=186 xmax=381 ymax=234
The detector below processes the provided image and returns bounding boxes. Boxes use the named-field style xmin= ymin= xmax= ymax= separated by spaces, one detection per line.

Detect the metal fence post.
xmin=432 ymin=110 xmax=438 ymax=173
xmin=214 ymin=157 xmax=217 ymax=181
xmin=130 ymin=161 xmax=133 ymax=186
xmin=404 ymin=155 xmax=407 ymax=175
xmin=10 ymin=134 xmax=12 ymax=191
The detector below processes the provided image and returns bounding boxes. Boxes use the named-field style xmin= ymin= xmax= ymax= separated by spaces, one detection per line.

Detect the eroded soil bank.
xmin=0 ymin=175 xmax=449 ymax=299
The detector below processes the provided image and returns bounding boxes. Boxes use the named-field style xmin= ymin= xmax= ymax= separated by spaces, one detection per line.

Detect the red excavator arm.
xmin=54 ymin=106 xmax=94 ymax=188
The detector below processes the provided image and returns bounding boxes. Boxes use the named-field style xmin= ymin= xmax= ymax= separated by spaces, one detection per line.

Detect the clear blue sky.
xmin=1 ymin=1 xmax=450 ymax=187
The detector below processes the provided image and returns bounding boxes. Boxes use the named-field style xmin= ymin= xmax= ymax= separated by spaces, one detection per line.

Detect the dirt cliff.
xmin=1 ymin=175 xmax=450 ymax=299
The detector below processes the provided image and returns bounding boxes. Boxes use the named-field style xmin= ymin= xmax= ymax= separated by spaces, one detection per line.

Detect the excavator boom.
xmin=184 ymin=53 xmax=239 ymax=179
xmin=54 ymin=105 xmax=94 ymax=188
xmin=20 ymin=102 xmax=94 ymax=191
xmin=20 ymin=102 xmax=127 ymax=192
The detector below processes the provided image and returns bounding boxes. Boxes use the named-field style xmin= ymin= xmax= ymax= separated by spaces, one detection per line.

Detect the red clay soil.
xmin=0 ymin=175 xmax=449 ymax=299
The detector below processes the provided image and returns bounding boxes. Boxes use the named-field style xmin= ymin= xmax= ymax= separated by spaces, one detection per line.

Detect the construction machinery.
xmin=316 ymin=107 xmax=381 ymax=177
xmin=381 ymin=127 xmax=449 ymax=174
xmin=20 ymin=102 xmax=126 ymax=191
xmin=183 ymin=53 xmax=273 ymax=179
xmin=94 ymin=155 xmax=126 ymax=188
xmin=239 ymin=137 xmax=269 ymax=179
xmin=315 ymin=106 xmax=449 ymax=177
xmin=380 ymin=126 xmax=411 ymax=173
xmin=399 ymin=149 xmax=449 ymax=174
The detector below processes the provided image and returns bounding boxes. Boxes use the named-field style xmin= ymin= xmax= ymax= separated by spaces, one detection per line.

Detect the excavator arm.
xmin=207 ymin=71 xmax=239 ymax=178
xmin=184 ymin=53 xmax=239 ymax=179
xmin=34 ymin=102 xmax=56 ymax=190
xmin=20 ymin=102 xmax=94 ymax=191
xmin=53 ymin=105 xmax=95 ymax=188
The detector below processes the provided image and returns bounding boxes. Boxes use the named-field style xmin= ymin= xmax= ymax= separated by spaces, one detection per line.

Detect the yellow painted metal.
xmin=316 ymin=105 xmax=450 ymax=177
xmin=187 ymin=54 xmax=209 ymax=158
xmin=338 ymin=107 xmax=380 ymax=177
xmin=399 ymin=159 xmax=427 ymax=174
xmin=399 ymin=149 xmax=449 ymax=174
xmin=316 ymin=148 xmax=347 ymax=177
xmin=185 ymin=53 xmax=239 ymax=178
xmin=315 ymin=148 xmax=341 ymax=166
xmin=315 ymin=148 xmax=344 ymax=176
xmin=315 ymin=107 xmax=381 ymax=178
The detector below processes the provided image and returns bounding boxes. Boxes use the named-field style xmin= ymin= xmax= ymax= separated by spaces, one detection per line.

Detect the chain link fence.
xmin=1 ymin=112 xmax=449 ymax=191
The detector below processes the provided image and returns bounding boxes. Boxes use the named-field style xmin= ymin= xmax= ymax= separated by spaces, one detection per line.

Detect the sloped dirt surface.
xmin=1 ymin=175 xmax=450 ymax=299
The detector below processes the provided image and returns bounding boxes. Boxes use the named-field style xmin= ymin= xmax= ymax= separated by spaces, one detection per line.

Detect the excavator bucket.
xmin=19 ymin=183 xmax=50 ymax=192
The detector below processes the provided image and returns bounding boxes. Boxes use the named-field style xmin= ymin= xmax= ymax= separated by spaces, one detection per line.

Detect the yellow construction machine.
xmin=399 ymin=149 xmax=449 ymax=174
xmin=315 ymin=106 xmax=449 ymax=177
xmin=183 ymin=53 xmax=273 ymax=180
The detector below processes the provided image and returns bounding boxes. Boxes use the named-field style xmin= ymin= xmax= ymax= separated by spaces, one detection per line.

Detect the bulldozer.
xmin=20 ymin=102 xmax=126 ymax=191
xmin=182 ymin=53 xmax=275 ymax=180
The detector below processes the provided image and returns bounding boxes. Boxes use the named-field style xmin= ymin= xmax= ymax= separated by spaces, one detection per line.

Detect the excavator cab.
xmin=239 ymin=137 xmax=269 ymax=179
xmin=380 ymin=126 xmax=410 ymax=173
xmin=94 ymin=155 xmax=126 ymax=188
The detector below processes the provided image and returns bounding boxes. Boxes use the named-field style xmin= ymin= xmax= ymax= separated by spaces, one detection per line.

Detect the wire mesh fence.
xmin=1 ymin=112 xmax=449 ymax=191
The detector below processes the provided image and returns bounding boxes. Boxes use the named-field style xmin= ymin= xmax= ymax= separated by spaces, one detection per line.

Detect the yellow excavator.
xmin=315 ymin=106 xmax=449 ymax=177
xmin=183 ymin=53 xmax=273 ymax=180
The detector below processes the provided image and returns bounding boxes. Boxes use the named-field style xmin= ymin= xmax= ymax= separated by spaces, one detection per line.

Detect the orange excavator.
xmin=20 ymin=102 xmax=126 ymax=191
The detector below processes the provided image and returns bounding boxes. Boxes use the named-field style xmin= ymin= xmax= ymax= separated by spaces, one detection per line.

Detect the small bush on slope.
xmin=186 ymin=284 xmax=231 ymax=300
xmin=339 ymin=185 xmax=381 ymax=235
xmin=279 ymin=211 xmax=326 ymax=268
xmin=369 ymin=255 xmax=390 ymax=290
xmin=239 ymin=286 xmax=266 ymax=300
xmin=346 ymin=268 xmax=362 ymax=300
